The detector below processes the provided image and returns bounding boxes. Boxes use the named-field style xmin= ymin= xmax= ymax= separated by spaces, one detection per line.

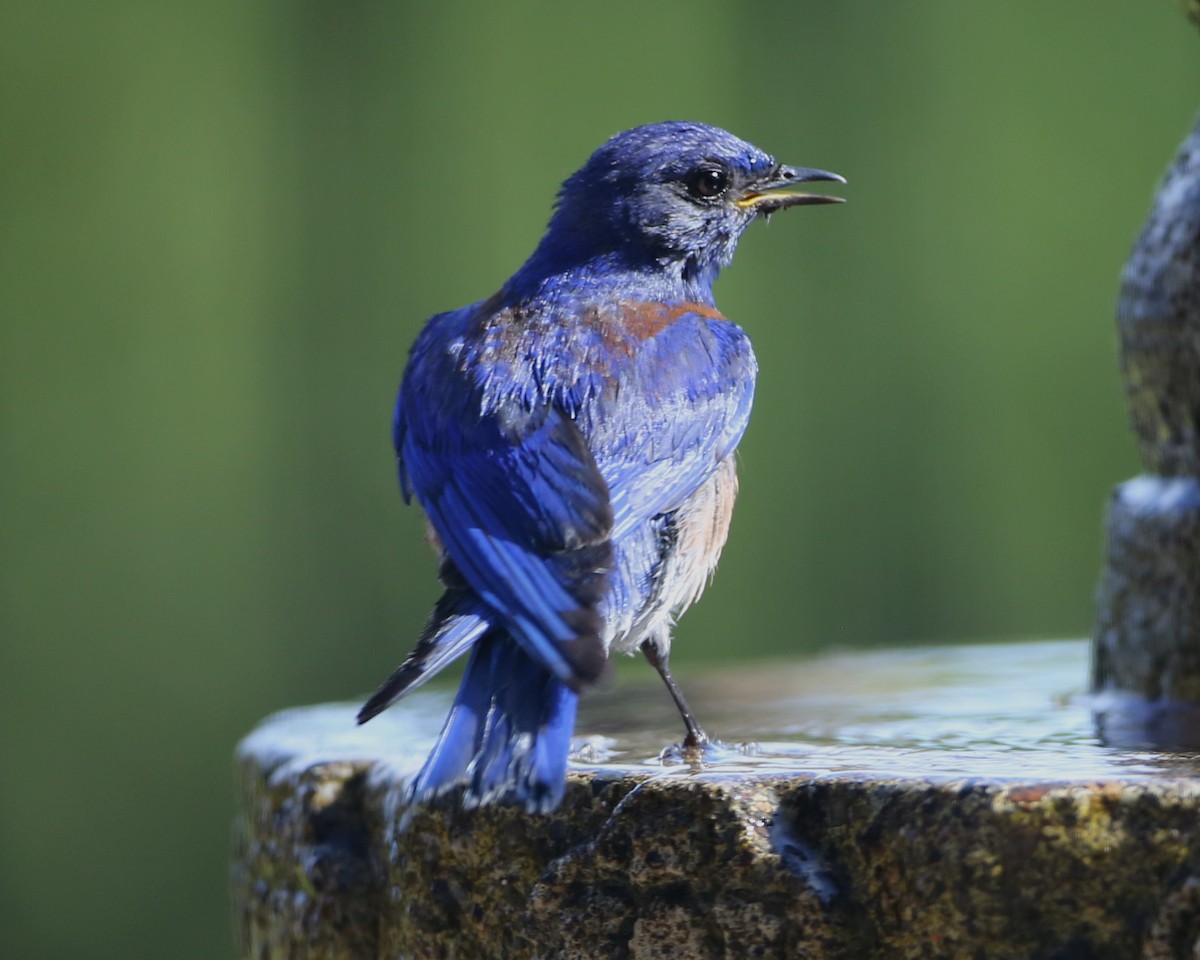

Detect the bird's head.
xmin=533 ymin=121 xmax=844 ymax=292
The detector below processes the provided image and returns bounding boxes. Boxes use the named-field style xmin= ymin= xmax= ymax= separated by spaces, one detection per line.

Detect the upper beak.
xmin=735 ymin=165 xmax=846 ymax=214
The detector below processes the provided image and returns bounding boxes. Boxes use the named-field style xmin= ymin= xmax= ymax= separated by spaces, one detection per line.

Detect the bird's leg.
xmin=640 ymin=640 xmax=708 ymax=750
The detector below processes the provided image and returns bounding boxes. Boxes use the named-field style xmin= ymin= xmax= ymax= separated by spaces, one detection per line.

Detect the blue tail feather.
xmin=357 ymin=594 xmax=490 ymax=724
xmin=408 ymin=631 xmax=579 ymax=813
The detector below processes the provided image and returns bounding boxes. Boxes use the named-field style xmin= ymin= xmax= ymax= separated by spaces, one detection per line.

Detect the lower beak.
xmin=735 ymin=165 xmax=846 ymax=214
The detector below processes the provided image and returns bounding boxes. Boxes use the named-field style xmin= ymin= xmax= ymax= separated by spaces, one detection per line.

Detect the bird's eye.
xmin=684 ymin=167 xmax=730 ymax=201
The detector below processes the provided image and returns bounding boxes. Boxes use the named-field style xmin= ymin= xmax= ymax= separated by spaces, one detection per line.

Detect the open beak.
xmin=735 ymin=165 xmax=846 ymax=215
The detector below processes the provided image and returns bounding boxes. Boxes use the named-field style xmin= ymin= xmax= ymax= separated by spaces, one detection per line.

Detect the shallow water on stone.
xmin=577 ymin=639 xmax=1200 ymax=781
xmin=242 ymin=639 xmax=1200 ymax=785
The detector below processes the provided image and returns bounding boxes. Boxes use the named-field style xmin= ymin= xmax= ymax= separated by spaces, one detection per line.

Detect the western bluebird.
xmin=358 ymin=121 xmax=843 ymax=812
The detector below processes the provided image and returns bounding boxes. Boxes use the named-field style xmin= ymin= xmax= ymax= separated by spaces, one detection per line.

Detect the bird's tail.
xmin=408 ymin=630 xmax=579 ymax=813
xmin=357 ymin=592 xmax=490 ymax=724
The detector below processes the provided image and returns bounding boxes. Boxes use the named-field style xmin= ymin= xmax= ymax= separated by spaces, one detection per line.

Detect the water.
xmin=240 ymin=639 xmax=1200 ymax=786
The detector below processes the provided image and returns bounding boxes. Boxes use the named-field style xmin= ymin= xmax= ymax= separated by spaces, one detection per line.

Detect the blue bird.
xmin=358 ymin=121 xmax=843 ymax=813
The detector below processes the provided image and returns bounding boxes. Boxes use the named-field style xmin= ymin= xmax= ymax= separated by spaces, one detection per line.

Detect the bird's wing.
xmin=396 ymin=321 xmax=613 ymax=688
xmin=591 ymin=309 xmax=757 ymax=540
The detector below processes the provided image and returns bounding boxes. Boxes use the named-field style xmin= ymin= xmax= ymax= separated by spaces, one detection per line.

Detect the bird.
xmin=357 ymin=121 xmax=844 ymax=813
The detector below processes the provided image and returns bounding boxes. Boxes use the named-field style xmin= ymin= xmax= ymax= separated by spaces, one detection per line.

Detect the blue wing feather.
xmin=594 ymin=314 xmax=756 ymax=539
xmin=397 ymin=315 xmax=613 ymax=686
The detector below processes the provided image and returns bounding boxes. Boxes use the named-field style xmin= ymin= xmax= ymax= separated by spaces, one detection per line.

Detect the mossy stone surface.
xmin=233 ymin=700 xmax=1200 ymax=959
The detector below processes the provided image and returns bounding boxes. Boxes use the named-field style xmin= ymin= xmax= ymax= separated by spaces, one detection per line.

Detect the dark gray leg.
xmin=640 ymin=640 xmax=708 ymax=749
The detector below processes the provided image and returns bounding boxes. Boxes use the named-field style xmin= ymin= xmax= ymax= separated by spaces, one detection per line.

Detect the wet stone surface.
xmin=234 ymin=640 xmax=1200 ymax=959
xmin=1094 ymin=477 xmax=1200 ymax=735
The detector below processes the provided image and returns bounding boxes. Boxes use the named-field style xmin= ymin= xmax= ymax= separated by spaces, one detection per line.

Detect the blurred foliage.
xmin=2 ymin=2 xmax=1198 ymax=958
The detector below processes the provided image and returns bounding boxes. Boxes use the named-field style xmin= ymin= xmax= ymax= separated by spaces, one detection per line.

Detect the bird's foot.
xmin=683 ymin=729 xmax=709 ymax=752
xmin=657 ymin=736 xmax=763 ymax=767
xmin=658 ymin=733 xmax=716 ymax=766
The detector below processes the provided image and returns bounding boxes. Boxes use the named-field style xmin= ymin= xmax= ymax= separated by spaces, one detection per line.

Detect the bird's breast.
xmin=607 ymin=300 xmax=726 ymax=342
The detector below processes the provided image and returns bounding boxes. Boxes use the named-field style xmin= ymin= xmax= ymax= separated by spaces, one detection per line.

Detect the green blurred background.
xmin=3 ymin=1 xmax=1198 ymax=957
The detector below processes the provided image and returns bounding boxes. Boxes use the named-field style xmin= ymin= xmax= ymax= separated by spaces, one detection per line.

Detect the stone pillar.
xmin=1092 ymin=55 xmax=1200 ymax=743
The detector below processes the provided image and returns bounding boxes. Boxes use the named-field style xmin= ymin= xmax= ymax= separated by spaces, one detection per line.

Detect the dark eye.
xmin=684 ymin=167 xmax=730 ymax=200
